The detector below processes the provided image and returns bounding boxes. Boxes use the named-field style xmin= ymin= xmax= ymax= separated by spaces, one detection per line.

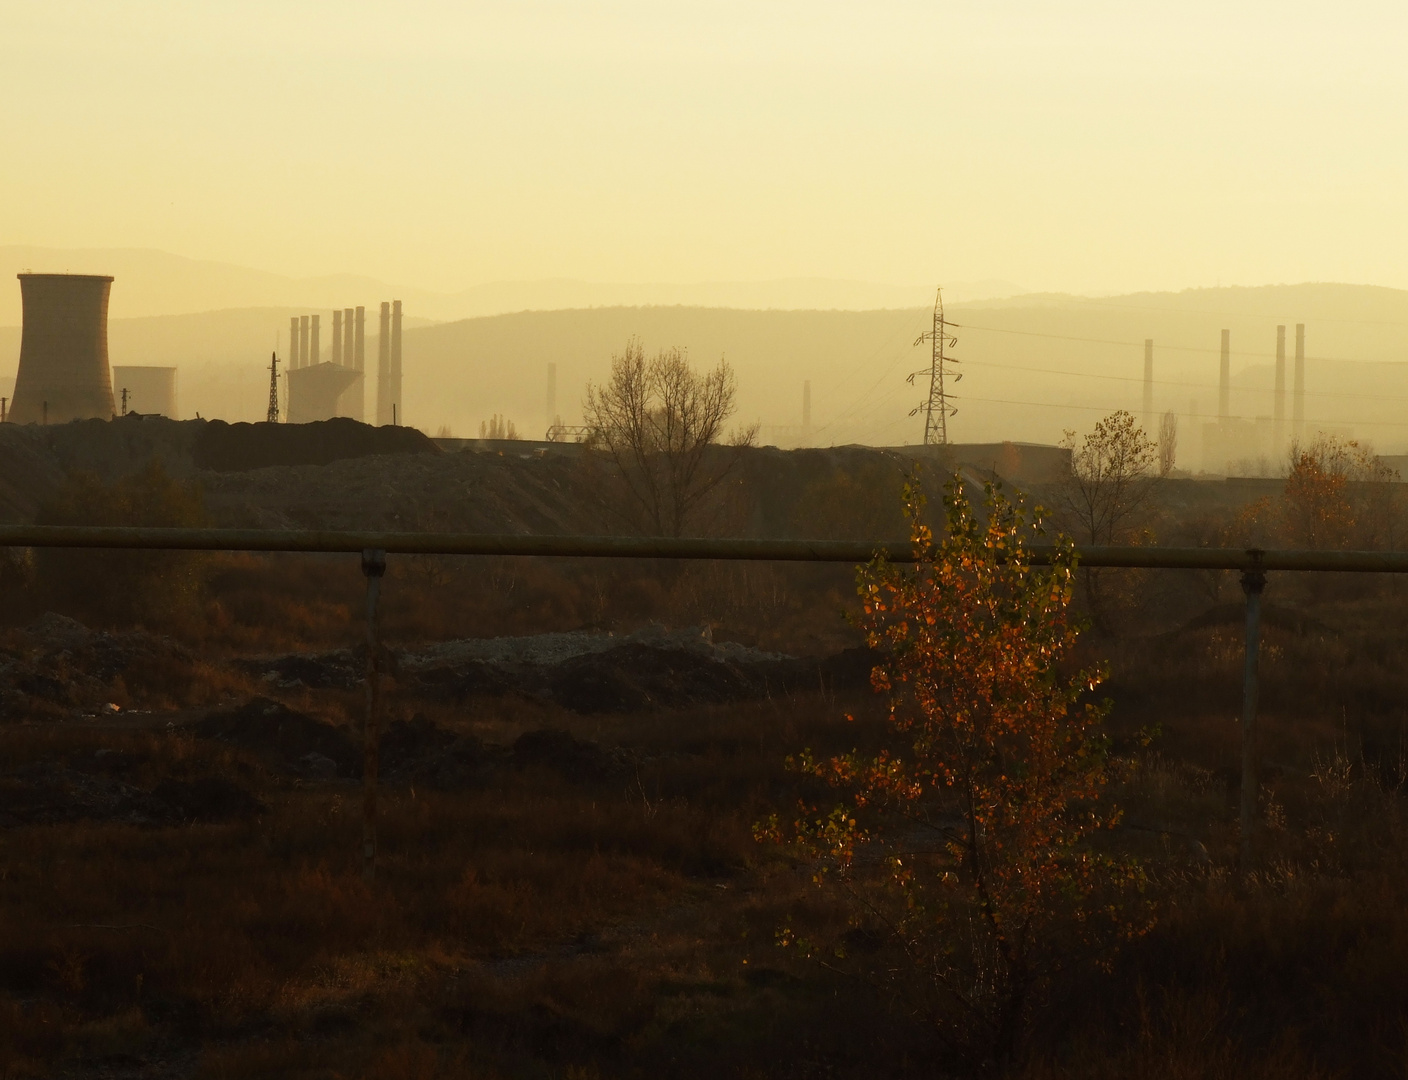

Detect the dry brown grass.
xmin=0 ymin=687 xmax=926 ymax=1079
xmin=8 ymin=625 xmax=1408 ymax=1078
xmin=10 ymin=484 xmax=1408 ymax=1074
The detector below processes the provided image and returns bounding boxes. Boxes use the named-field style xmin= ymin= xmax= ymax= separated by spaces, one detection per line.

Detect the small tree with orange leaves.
xmin=762 ymin=477 xmax=1143 ymax=1064
xmin=1282 ymin=434 xmax=1400 ymax=550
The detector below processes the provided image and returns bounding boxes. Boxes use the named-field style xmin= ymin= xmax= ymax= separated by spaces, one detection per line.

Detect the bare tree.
xmin=479 ymin=415 xmax=519 ymax=439
xmin=1058 ymin=410 xmax=1159 ymax=545
xmin=1057 ymin=410 xmax=1159 ymax=631
xmin=584 ymin=338 xmax=757 ymax=536
xmin=1158 ymin=411 xmax=1178 ymax=478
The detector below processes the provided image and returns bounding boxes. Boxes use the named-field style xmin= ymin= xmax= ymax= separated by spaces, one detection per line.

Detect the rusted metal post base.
xmin=1239 ymin=565 xmax=1267 ymax=874
xmin=361 ymin=548 xmax=386 ymax=883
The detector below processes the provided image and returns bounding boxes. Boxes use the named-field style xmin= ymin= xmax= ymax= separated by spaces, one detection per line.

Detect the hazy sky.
xmin=3 ymin=1 xmax=1406 ymax=295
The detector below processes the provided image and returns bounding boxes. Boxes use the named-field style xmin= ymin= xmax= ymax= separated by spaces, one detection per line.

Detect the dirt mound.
xmin=193 ymin=417 xmax=438 ymax=472
xmin=240 ymin=645 xmax=399 ymax=692
xmin=512 ymin=728 xmax=614 ymax=781
xmin=191 ymin=699 xmax=492 ymax=787
xmin=0 ymin=763 xmax=263 ymax=827
xmin=408 ymin=631 xmax=878 ymax=714
xmin=199 ymin=446 xmax=599 ymax=532
xmin=149 ymin=777 xmax=266 ymax=822
xmin=193 ymin=697 xmax=358 ymax=777
xmin=241 ymin=651 xmax=362 ymax=691
xmin=381 ymin=713 xmax=498 ymax=790
xmin=0 ymin=613 xmax=198 ymax=720
xmin=414 ymin=660 xmax=520 ymax=701
xmin=548 ymin=643 xmax=757 ymax=713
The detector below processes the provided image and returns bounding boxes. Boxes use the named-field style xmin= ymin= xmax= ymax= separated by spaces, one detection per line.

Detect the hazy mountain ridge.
xmin=0 ymin=246 xmax=1024 ymax=324
xmin=3 ymin=280 xmax=1408 ymax=461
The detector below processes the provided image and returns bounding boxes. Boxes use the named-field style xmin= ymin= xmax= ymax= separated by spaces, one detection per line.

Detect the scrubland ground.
xmin=2 ymin=556 xmax=1408 ymax=1079
xmin=4 ymin=446 xmax=1408 ymax=1076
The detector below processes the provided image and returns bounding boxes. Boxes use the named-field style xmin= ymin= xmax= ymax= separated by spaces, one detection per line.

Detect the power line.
xmin=810 ymin=308 xmax=1408 ymax=443
xmin=957 ymin=320 xmax=1408 ymax=364
xmin=961 ymin=357 xmax=1408 ymax=404
xmin=956 ymin=393 xmax=1408 ymax=430
xmin=955 ymin=292 xmax=1408 ymax=330
xmin=809 ymin=315 xmax=928 ymax=439
xmin=1020 ymin=295 xmax=1408 ymax=330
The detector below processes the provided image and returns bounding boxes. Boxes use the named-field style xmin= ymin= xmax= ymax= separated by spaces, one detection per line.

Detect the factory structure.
xmin=9 ymin=273 xmax=117 ymax=424
xmin=1199 ymin=324 xmax=1307 ymax=474
xmin=112 ymin=365 xmax=177 ymax=417
xmin=285 ymin=301 xmax=402 ymax=425
xmin=5 ymin=273 xmax=408 ymax=428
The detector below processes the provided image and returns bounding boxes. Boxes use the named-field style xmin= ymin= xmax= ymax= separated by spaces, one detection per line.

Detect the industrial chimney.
xmin=1293 ymin=324 xmax=1305 ymax=439
xmin=546 ymin=362 xmax=557 ymax=433
xmin=1218 ymin=330 xmax=1230 ymax=421
xmin=376 ymin=302 xmax=391 ymax=425
xmin=289 ymin=316 xmax=301 ymax=371
xmin=310 ymin=314 xmax=321 ymax=366
xmin=1142 ymin=339 xmax=1153 ymax=430
xmin=354 ymin=307 xmax=366 ymax=371
xmin=10 ymin=274 xmax=116 ymax=424
xmin=390 ymin=300 xmax=403 ymax=425
xmin=299 ymin=316 xmax=310 ymax=367
xmin=332 ymin=309 xmax=343 ymax=366
xmin=802 ymin=380 xmax=812 ymax=446
xmin=1274 ymin=325 xmax=1286 ymax=449
xmin=347 ymin=306 xmax=364 ymax=421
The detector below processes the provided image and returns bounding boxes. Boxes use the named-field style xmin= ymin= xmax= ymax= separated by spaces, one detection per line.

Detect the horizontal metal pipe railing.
xmin=0 ymin=525 xmax=1405 ymax=572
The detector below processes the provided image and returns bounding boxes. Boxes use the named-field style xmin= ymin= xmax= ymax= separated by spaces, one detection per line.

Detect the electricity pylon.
xmin=267 ymin=351 xmax=281 ymax=423
xmin=908 ymin=287 xmax=960 ymax=445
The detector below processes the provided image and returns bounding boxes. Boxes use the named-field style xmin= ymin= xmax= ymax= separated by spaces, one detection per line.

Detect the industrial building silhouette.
xmin=10 ymin=273 xmax=117 ymax=424
xmin=286 ymin=301 xmax=402 ymax=425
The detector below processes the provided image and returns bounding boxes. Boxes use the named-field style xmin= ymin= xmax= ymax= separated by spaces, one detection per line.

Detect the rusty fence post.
xmin=1239 ymin=562 xmax=1267 ymax=873
xmin=361 ymin=548 xmax=386 ymax=882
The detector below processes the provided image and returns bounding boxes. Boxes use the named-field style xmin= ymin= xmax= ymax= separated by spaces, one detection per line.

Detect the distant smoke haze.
xmin=0 ymin=247 xmax=1024 ymax=325
xmin=4 ymin=282 xmax=1408 ymax=466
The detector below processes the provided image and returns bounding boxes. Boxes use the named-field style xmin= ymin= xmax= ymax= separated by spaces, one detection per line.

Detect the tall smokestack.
xmin=1274 ymin=325 xmax=1286 ymax=449
xmin=299 ymin=316 xmax=310 ymax=367
xmin=332 ymin=309 xmax=343 ymax=366
xmin=289 ymin=317 xmax=300 ymax=370
xmin=390 ymin=300 xmax=402 ymax=425
xmin=1293 ymin=323 xmax=1305 ymax=440
xmin=343 ymin=309 xmax=355 ymax=366
xmin=351 ymin=305 xmax=366 ymax=423
xmin=546 ymin=362 xmax=557 ymax=433
xmin=1142 ymin=339 xmax=1153 ymax=430
xmin=10 ymin=274 xmax=116 ymax=424
xmin=376 ymin=302 xmax=391 ymax=425
xmin=802 ymin=380 xmax=812 ymax=445
xmin=1219 ymin=329 xmax=1230 ymax=421
xmin=310 ymin=314 xmax=321 ymax=366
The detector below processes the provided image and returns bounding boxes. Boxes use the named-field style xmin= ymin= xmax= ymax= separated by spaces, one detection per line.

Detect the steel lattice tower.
xmin=908 ymin=287 xmax=960 ymax=445
xmin=267 ymin=351 xmax=281 ymax=423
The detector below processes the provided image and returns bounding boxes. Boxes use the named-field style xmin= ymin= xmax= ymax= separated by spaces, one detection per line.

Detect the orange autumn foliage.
xmin=763 ymin=476 xmax=1147 ymax=1063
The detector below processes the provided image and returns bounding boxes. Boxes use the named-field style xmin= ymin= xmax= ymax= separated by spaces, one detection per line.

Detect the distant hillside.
xmin=0 ymin=248 xmax=421 ymax=325
xmin=0 ymin=246 xmax=1013 ymax=323
xmin=394 ymin=286 xmax=1408 ymax=458
xmin=3 ymin=283 xmax=1408 ymax=465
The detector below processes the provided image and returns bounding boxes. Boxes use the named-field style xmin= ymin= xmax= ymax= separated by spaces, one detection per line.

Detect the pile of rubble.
xmin=243 ymin=625 xmax=875 ymax=714
xmin=0 ymin=613 xmax=195 ymax=721
xmin=0 ymin=756 xmax=263 ymax=827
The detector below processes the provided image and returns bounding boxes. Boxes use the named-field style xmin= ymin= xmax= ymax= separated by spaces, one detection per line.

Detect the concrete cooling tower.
xmin=10 ymin=274 xmax=116 ymax=424
xmin=111 ymin=366 xmax=177 ymax=417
